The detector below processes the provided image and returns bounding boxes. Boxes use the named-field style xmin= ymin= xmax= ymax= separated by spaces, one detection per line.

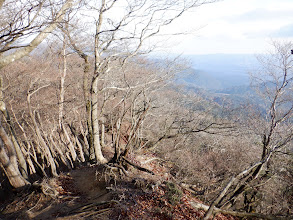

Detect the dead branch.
xmin=203 ymin=177 xmax=235 ymax=219
xmin=190 ymin=201 xmax=288 ymax=220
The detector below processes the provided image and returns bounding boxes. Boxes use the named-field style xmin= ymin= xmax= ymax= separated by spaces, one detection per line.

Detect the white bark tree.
xmin=0 ymin=0 xmax=219 ymax=188
xmin=0 ymin=0 xmax=76 ymax=188
xmin=63 ymin=0 xmax=218 ymax=164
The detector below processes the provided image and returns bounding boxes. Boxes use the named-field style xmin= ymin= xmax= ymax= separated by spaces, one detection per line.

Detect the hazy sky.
xmin=161 ymin=0 xmax=293 ymax=55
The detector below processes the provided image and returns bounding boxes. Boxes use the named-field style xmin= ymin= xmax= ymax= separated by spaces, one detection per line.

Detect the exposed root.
xmin=32 ymin=178 xmax=59 ymax=199
xmin=102 ymin=164 xmax=120 ymax=184
xmin=122 ymin=156 xmax=155 ymax=175
xmin=60 ymin=200 xmax=118 ymax=218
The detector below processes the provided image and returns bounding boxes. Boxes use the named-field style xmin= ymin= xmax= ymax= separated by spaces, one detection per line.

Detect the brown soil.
xmin=0 ymin=165 xmax=113 ymax=220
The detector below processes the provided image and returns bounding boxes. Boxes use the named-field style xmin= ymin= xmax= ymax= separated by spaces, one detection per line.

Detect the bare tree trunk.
xmin=27 ymin=86 xmax=58 ymax=177
xmin=82 ymin=56 xmax=93 ymax=161
xmin=49 ymin=135 xmax=72 ymax=169
xmin=88 ymin=0 xmax=107 ymax=164
xmin=0 ymin=77 xmax=28 ymax=179
xmin=101 ymin=120 xmax=105 ymax=147
xmin=57 ymin=38 xmax=79 ymax=164
xmin=91 ymin=78 xmax=107 ymax=164
xmin=10 ymin=104 xmax=37 ymax=175
xmin=203 ymin=177 xmax=236 ymax=220
xmin=63 ymin=28 xmax=93 ymax=161
xmin=62 ymin=126 xmax=77 ymax=162
xmin=74 ymin=135 xmax=85 ymax=163
xmin=25 ymin=153 xmax=36 ymax=175
xmin=113 ymin=118 xmax=121 ymax=161
xmin=67 ymin=122 xmax=89 ymax=163
xmin=59 ymin=38 xmax=67 ymax=130
xmin=0 ymin=127 xmax=29 ymax=188
xmin=0 ymin=106 xmax=28 ymax=179
xmin=0 ymin=0 xmax=5 ymax=9
xmin=0 ymin=107 xmax=28 ymax=179
xmin=79 ymin=121 xmax=89 ymax=159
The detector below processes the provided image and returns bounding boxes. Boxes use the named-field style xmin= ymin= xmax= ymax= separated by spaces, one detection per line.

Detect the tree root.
xmin=103 ymin=155 xmax=155 ymax=183
xmin=60 ymin=200 xmax=118 ymax=218
xmin=78 ymin=207 xmax=112 ymax=218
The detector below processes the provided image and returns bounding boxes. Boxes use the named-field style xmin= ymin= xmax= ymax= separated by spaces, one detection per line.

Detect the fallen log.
xmin=189 ymin=201 xmax=289 ymax=220
xmin=122 ymin=156 xmax=155 ymax=175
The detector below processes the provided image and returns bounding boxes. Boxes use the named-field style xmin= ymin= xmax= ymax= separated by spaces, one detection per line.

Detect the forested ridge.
xmin=0 ymin=0 xmax=292 ymax=219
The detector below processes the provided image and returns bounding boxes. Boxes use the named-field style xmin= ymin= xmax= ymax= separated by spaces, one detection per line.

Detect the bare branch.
xmin=191 ymin=201 xmax=288 ymax=220
xmin=0 ymin=0 xmax=74 ymax=69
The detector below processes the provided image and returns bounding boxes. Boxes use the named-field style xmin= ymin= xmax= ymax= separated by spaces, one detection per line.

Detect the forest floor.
xmin=0 ymin=152 xmax=236 ymax=220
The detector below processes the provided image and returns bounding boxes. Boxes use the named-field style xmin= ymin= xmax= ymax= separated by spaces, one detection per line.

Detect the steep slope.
xmin=0 ymin=153 xmax=238 ymax=220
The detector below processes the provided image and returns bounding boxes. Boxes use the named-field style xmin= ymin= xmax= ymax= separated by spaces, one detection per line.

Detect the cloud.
xmin=245 ymin=23 xmax=293 ymax=38
xmin=271 ymin=23 xmax=293 ymax=37
xmin=226 ymin=8 xmax=293 ymax=23
xmin=243 ymin=30 xmax=271 ymax=38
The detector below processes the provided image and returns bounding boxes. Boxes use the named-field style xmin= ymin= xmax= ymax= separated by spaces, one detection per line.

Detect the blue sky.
xmin=160 ymin=0 xmax=293 ymax=55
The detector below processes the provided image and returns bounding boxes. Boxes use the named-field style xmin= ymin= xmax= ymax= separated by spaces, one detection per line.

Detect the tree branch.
xmin=0 ymin=0 xmax=74 ymax=69
xmin=0 ymin=0 xmax=5 ymax=9
xmin=190 ymin=201 xmax=288 ymax=220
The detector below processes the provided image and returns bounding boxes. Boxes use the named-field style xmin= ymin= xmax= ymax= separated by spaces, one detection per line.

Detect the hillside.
xmin=1 ymin=1 xmax=293 ymax=219
xmin=0 ymin=152 xmax=237 ymax=220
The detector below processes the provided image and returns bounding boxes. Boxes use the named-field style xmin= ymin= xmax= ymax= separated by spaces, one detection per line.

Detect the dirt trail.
xmin=70 ymin=166 xmax=110 ymax=202
xmin=52 ymin=166 xmax=113 ymax=220
xmin=0 ymin=166 xmax=113 ymax=220
xmin=0 ymin=156 xmax=238 ymax=220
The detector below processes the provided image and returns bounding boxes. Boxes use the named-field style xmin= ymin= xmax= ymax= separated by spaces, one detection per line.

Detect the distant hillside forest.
xmin=0 ymin=1 xmax=292 ymax=219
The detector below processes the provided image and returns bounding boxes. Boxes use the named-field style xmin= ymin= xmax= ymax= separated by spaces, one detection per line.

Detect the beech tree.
xmin=0 ymin=0 xmax=76 ymax=68
xmin=0 ymin=0 xmax=75 ymax=188
xmin=0 ymin=0 xmax=219 ymax=189
xmin=60 ymin=0 xmax=218 ymax=164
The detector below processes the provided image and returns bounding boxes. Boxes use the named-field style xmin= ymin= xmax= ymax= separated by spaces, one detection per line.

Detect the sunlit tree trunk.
xmin=0 ymin=126 xmax=29 ymax=188
xmin=91 ymin=77 xmax=107 ymax=164
xmin=0 ymin=77 xmax=28 ymax=179
xmin=59 ymin=37 xmax=67 ymax=130
xmin=89 ymin=0 xmax=107 ymax=164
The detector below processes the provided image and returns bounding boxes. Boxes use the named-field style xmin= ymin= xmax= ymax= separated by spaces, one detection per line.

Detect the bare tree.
xmin=61 ymin=0 xmax=218 ymax=164
xmin=0 ymin=0 xmax=75 ymax=69
xmin=203 ymin=41 xmax=293 ymax=219
xmin=0 ymin=0 xmax=75 ymax=188
xmin=0 ymin=0 xmax=220 ymax=189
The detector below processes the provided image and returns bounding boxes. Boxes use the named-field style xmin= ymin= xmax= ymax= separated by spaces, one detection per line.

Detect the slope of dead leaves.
xmin=109 ymin=151 xmax=236 ymax=220
xmin=0 ymin=152 xmax=237 ymax=220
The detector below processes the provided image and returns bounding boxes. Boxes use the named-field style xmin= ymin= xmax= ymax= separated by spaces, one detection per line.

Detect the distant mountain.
xmin=215 ymin=85 xmax=254 ymax=95
xmin=176 ymin=68 xmax=223 ymax=90
xmin=178 ymin=54 xmax=259 ymax=91
xmin=173 ymin=54 xmax=262 ymax=107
